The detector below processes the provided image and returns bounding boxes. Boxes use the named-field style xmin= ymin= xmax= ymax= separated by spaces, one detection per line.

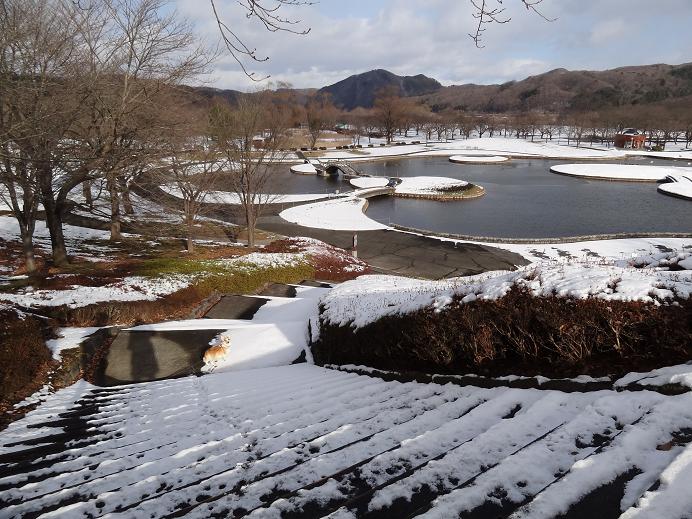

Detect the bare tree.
xmin=304 ymin=94 xmax=336 ymax=148
xmin=0 ymin=0 xmax=81 ymax=269
xmin=373 ymin=86 xmax=410 ymax=144
xmin=209 ymin=93 xmax=287 ymax=246
xmin=159 ymin=137 xmax=224 ymax=252
xmin=68 ymin=0 xmax=211 ymax=241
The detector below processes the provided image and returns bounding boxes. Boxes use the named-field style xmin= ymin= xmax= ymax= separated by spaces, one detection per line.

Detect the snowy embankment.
xmin=320 ymin=249 xmax=692 ymax=330
xmin=550 ymin=163 xmax=692 ymax=181
xmin=279 ymin=197 xmax=389 ymax=231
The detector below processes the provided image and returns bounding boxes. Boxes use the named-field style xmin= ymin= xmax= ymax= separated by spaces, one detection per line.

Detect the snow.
xmin=395 ymin=176 xmax=469 ymax=195
xmin=45 ymin=327 xmax=101 ymax=360
xmin=312 ymin=137 xmax=628 ymax=162
xmin=658 ymin=174 xmax=692 ymax=200
xmin=280 ymin=197 xmax=389 ymax=231
xmin=615 ymin=363 xmax=692 ymax=390
xmin=349 ymin=177 xmax=390 ymax=189
xmin=320 ymin=250 xmax=692 ymax=329
xmin=449 ymin=154 xmax=509 ymax=163
xmin=550 ymin=163 xmax=692 ymax=181
xmin=0 ymin=275 xmax=193 ymax=309
xmin=162 ymin=185 xmax=333 ymax=205
xmin=290 ymin=163 xmax=318 ymax=175
xmin=438 ymin=235 xmax=692 ymax=265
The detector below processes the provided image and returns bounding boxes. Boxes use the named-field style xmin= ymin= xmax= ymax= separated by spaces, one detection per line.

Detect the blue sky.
xmin=175 ymin=0 xmax=692 ymax=91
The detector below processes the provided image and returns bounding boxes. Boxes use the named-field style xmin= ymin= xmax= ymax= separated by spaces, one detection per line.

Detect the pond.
xmin=266 ymin=156 xmax=692 ymax=239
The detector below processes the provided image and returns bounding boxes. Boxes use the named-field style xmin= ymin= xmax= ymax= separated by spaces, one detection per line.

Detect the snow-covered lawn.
xmin=395 ymin=176 xmax=469 ymax=195
xmin=320 ymin=249 xmax=692 ymax=330
xmin=0 ymin=275 xmax=193 ymax=309
xmin=311 ymin=137 xmax=630 ymax=162
xmin=280 ymin=197 xmax=389 ymax=231
xmin=162 ymin=184 xmax=334 ymax=205
xmin=550 ymin=163 xmax=692 ymax=181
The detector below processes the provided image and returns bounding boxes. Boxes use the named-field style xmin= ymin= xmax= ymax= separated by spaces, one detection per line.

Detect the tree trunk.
xmin=82 ymin=180 xmax=93 ymax=208
xmin=19 ymin=224 xmax=37 ymax=275
xmin=245 ymin=203 xmax=255 ymax=247
xmin=120 ymin=178 xmax=134 ymax=215
xmin=107 ymin=176 xmax=122 ymax=240
xmin=38 ymin=162 xmax=69 ymax=266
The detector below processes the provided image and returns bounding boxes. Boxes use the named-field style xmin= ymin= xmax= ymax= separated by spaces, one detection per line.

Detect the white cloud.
xmin=174 ymin=0 xmax=692 ymax=91
xmin=589 ymin=19 xmax=628 ymax=45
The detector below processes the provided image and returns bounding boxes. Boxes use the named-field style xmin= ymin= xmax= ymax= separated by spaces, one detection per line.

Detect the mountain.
xmin=416 ymin=62 xmax=692 ymax=113
xmin=319 ymin=69 xmax=442 ymax=110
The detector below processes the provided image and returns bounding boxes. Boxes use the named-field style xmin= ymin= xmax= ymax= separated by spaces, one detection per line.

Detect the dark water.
xmin=267 ymin=157 xmax=692 ymax=239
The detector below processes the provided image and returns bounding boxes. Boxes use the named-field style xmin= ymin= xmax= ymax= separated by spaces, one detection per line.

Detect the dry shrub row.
xmin=314 ymin=287 xmax=692 ymax=379
xmin=0 ymin=310 xmax=53 ymax=404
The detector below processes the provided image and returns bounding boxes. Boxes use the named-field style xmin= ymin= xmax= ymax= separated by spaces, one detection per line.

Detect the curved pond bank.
xmin=357 ymin=157 xmax=692 ymax=239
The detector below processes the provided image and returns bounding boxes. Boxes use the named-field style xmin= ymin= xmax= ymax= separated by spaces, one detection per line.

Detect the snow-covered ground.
xmin=301 ymin=135 xmax=692 ymax=163
xmin=454 ymin=236 xmax=692 ymax=264
xmin=3 ymin=363 xmax=692 ymax=518
xmin=280 ymin=197 xmax=389 ymax=231
xmin=162 ymin=184 xmax=335 ymax=205
xmin=310 ymin=137 xmax=630 ymax=162
xmin=550 ymin=163 xmax=692 ymax=181
xmin=0 ymin=275 xmax=194 ymax=309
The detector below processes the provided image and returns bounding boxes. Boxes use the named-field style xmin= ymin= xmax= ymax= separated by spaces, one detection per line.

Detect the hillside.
xmin=417 ymin=62 xmax=692 ymax=113
xmin=319 ymin=69 xmax=442 ymax=109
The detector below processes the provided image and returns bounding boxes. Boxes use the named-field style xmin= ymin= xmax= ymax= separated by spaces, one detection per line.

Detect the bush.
xmin=0 ymin=310 xmax=53 ymax=404
xmin=314 ymin=288 xmax=692 ymax=379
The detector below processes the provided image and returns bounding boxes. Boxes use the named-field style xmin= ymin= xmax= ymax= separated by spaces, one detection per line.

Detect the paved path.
xmin=258 ymin=216 xmax=527 ymax=279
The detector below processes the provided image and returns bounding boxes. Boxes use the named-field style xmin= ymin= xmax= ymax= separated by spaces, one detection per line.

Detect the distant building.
xmin=614 ymin=128 xmax=646 ymax=149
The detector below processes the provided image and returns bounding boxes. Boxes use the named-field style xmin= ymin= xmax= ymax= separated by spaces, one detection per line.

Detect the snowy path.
xmin=2 ymin=365 xmax=692 ymax=518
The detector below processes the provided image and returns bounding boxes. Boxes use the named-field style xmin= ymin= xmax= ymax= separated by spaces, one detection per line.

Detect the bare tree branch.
xmin=469 ymin=0 xmax=555 ymax=48
xmin=210 ymin=0 xmax=314 ymax=81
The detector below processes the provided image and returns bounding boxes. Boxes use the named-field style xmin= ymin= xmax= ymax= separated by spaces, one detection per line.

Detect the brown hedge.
xmin=314 ymin=288 xmax=692 ymax=379
xmin=0 ymin=310 xmax=53 ymax=404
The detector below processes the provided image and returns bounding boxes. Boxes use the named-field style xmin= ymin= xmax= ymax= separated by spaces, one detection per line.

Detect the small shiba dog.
xmin=204 ymin=335 xmax=231 ymax=365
